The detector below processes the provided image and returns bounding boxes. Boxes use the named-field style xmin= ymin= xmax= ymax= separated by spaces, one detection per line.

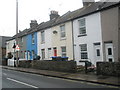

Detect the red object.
xmin=54 ymin=49 xmax=57 ymax=56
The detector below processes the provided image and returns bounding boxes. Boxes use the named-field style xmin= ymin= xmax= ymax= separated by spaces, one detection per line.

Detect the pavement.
xmin=2 ymin=65 xmax=120 ymax=87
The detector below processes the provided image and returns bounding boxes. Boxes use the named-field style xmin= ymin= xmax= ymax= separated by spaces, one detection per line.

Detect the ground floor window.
xmin=61 ymin=46 xmax=66 ymax=57
xmin=41 ymin=49 xmax=45 ymax=59
xmin=32 ymin=50 xmax=35 ymax=59
xmin=80 ymin=44 xmax=88 ymax=59
xmin=48 ymin=48 xmax=52 ymax=58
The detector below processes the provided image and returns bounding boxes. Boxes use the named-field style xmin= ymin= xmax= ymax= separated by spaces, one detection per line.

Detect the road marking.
xmin=7 ymin=78 xmax=38 ymax=88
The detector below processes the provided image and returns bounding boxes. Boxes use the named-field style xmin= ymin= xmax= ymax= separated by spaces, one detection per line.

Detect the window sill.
xmin=41 ymin=42 xmax=45 ymax=44
xmin=60 ymin=37 xmax=66 ymax=40
xmin=78 ymin=34 xmax=87 ymax=37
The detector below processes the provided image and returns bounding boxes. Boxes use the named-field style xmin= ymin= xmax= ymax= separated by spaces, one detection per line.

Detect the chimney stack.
xmin=82 ymin=0 xmax=95 ymax=7
xmin=30 ymin=20 xmax=38 ymax=28
xmin=50 ymin=10 xmax=60 ymax=20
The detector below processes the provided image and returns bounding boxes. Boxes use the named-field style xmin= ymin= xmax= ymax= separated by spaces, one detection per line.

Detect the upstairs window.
xmin=80 ymin=44 xmax=88 ymax=59
xmin=41 ymin=31 xmax=45 ymax=43
xmin=60 ymin=25 xmax=66 ymax=39
xmin=32 ymin=34 xmax=35 ymax=44
xmin=78 ymin=18 xmax=86 ymax=35
xmin=21 ymin=37 xmax=23 ymax=43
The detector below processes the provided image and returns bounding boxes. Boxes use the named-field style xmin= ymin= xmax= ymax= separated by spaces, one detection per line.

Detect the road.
xmin=2 ymin=68 xmax=118 ymax=88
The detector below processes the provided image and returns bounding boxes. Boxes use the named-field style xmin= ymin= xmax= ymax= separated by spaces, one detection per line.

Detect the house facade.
xmin=73 ymin=2 xmax=120 ymax=66
xmin=37 ymin=11 xmax=74 ymax=60
xmin=0 ymin=36 xmax=11 ymax=64
xmin=18 ymin=35 xmax=27 ymax=60
xmin=26 ymin=32 xmax=37 ymax=60
xmin=37 ymin=28 xmax=52 ymax=60
xmin=101 ymin=6 xmax=120 ymax=62
xmin=73 ymin=12 xmax=103 ymax=66
xmin=6 ymin=39 xmax=16 ymax=58
xmin=51 ymin=21 xmax=73 ymax=60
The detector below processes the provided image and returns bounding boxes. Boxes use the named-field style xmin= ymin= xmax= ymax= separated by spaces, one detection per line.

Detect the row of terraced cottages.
xmin=6 ymin=1 xmax=120 ymax=66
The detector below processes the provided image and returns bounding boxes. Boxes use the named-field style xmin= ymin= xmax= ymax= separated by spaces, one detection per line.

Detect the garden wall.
xmin=19 ymin=60 xmax=77 ymax=73
xmin=97 ymin=62 xmax=120 ymax=76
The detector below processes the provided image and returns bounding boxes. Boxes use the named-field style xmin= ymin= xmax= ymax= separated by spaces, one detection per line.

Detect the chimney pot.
xmin=82 ymin=0 xmax=95 ymax=7
xmin=50 ymin=10 xmax=59 ymax=20
xmin=30 ymin=20 xmax=38 ymax=28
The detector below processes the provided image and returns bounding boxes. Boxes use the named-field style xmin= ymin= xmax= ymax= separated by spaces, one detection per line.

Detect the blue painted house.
xmin=26 ymin=32 xmax=37 ymax=60
xmin=26 ymin=20 xmax=38 ymax=60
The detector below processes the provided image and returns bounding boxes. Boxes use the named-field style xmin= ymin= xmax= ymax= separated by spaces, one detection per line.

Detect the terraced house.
xmin=6 ymin=1 xmax=120 ymax=66
xmin=73 ymin=1 xmax=120 ymax=66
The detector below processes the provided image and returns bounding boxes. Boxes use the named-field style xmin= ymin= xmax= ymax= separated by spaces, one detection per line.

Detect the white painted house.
xmin=73 ymin=12 xmax=103 ymax=66
xmin=37 ymin=28 xmax=52 ymax=60
xmin=6 ymin=39 xmax=16 ymax=58
xmin=72 ymin=1 xmax=120 ymax=66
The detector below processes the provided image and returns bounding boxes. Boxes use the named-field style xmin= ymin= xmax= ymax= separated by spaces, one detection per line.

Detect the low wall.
xmin=2 ymin=60 xmax=7 ymax=66
xmin=19 ymin=60 xmax=32 ymax=68
xmin=19 ymin=60 xmax=77 ymax=73
xmin=97 ymin=62 xmax=120 ymax=76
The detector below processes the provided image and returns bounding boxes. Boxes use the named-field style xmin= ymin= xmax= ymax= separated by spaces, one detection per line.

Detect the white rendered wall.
xmin=6 ymin=39 xmax=16 ymax=57
xmin=37 ymin=28 xmax=52 ymax=60
xmin=73 ymin=12 xmax=103 ymax=66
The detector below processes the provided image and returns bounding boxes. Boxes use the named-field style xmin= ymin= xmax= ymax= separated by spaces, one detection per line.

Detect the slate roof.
xmin=8 ymin=1 xmax=120 ymax=41
xmin=36 ymin=1 xmax=120 ymax=31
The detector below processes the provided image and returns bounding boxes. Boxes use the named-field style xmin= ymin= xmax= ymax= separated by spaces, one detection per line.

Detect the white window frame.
xmin=32 ymin=50 xmax=35 ymax=60
xmin=48 ymin=48 xmax=52 ymax=59
xmin=80 ymin=44 xmax=88 ymax=60
xmin=60 ymin=25 xmax=66 ymax=39
xmin=21 ymin=37 xmax=23 ymax=43
xmin=32 ymin=34 xmax=35 ymax=44
xmin=41 ymin=49 xmax=45 ymax=59
xmin=78 ymin=18 xmax=86 ymax=35
xmin=41 ymin=31 xmax=45 ymax=43
xmin=61 ymin=46 xmax=66 ymax=57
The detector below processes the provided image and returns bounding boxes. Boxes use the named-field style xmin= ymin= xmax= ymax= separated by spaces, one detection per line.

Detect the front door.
xmin=53 ymin=47 xmax=57 ymax=56
xmin=27 ymin=51 xmax=30 ymax=60
xmin=105 ymin=43 xmax=114 ymax=62
xmin=94 ymin=45 xmax=101 ymax=61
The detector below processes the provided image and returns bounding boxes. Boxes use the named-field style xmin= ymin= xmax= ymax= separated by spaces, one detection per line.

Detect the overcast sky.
xmin=0 ymin=0 xmax=100 ymax=37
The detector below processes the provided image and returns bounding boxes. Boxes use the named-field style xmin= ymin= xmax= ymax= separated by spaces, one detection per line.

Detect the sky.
xmin=0 ymin=0 xmax=100 ymax=37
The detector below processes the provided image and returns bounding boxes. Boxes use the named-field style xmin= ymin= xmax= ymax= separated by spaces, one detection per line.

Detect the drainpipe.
xmin=71 ymin=20 xmax=75 ymax=61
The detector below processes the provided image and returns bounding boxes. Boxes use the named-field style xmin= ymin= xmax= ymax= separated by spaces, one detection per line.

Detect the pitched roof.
xmin=9 ymin=1 xmax=120 ymax=39
xmin=37 ymin=2 xmax=120 ymax=31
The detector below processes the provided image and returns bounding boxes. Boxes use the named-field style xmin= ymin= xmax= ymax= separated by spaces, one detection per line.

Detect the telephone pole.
xmin=16 ymin=0 xmax=19 ymax=67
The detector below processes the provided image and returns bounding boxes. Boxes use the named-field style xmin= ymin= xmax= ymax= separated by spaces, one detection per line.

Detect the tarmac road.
xmin=2 ymin=68 xmax=118 ymax=88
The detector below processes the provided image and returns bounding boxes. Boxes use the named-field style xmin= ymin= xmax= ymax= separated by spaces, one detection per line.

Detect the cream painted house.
xmin=37 ymin=11 xmax=74 ymax=60
xmin=51 ymin=21 xmax=73 ymax=60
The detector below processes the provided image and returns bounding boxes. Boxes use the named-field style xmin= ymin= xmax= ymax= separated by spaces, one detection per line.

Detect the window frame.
xmin=41 ymin=49 xmax=45 ymax=59
xmin=60 ymin=24 xmax=66 ymax=39
xmin=41 ymin=31 xmax=45 ymax=43
xmin=32 ymin=34 xmax=35 ymax=44
xmin=61 ymin=46 xmax=67 ymax=57
xmin=78 ymin=18 xmax=86 ymax=36
xmin=80 ymin=44 xmax=88 ymax=60
xmin=48 ymin=48 xmax=52 ymax=59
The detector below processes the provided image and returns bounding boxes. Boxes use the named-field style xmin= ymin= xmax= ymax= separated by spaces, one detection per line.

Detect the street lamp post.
xmin=16 ymin=0 xmax=19 ymax=67
xmin=12 ymin=43 xmax=16 ymax=67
